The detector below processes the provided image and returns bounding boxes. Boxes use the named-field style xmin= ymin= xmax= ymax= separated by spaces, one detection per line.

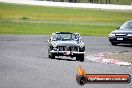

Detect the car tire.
xmin=48 ymin=54 xmax=51 ymax=58
xmin=111 ymin=42 xmax=117 ymax=46
xmin=51 ymin=53 xmax=55 ymax=59
xmin=80 ymin=54 xmax=84 ymax=62
xmin=76 ymin=54 xmax=84 ymax=62
xmin=76 ymin=56 xmax=80 ymax=61
xmin=48 ymin=50 xmax=51 ymax=58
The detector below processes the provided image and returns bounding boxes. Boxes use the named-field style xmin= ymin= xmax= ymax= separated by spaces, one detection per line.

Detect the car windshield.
xmin=52 ymin=33 xmax=76 ymax=41
xmin=120 ymin=22 xmax=132 ymax=30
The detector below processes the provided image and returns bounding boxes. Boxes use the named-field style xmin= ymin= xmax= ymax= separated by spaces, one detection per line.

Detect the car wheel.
xmin=111 ymin=42 xmax=117 ymax=46
xmin=51 ymin=53 xmax=55 ymax=59
xmin=79 ymin=54 xmax=84 ymax=62
xmin=76 ymin=56 xmax=80 ymax=61
xmin=48 ymin=54 xmax=51 ymax=58
xmin=76 ymin=54 xmax=84 ymax=62
xmin=48 ymin=50 xmax=51 ymax=58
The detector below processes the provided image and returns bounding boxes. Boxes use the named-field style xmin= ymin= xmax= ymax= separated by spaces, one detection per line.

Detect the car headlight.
xmin=108 ymin=33 xmax=115 ymax=37
xmin=52 ymin=42 xmax=58 ymax=48
xmin=127 ymin=34 xmax=132 ymax=36
xmin=53 ymin=47 xmax=57 ymax=51
xmin=79 ymin=42 xmax=85 ymax=48
xmin=52 ymin=42 xmax=58 ymax=51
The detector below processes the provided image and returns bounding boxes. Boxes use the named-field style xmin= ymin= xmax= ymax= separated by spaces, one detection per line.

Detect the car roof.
xmin=55 ymin=32 xmax=74 ymax=34
xmin=52 ymin=32 xmax=80 ymax=36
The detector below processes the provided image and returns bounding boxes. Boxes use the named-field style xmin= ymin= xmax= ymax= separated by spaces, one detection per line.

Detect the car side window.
xmin=51 ymin=34 xmax=62 ymax=41
xmin=120 ymin=22 xmax=132 ymax=30
xmin=127 ymin=22 xmax=132 ymax=29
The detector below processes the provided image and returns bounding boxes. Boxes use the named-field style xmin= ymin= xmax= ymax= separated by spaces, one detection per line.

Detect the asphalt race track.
xmin=0 ymin=35 xmax=132 ymax=88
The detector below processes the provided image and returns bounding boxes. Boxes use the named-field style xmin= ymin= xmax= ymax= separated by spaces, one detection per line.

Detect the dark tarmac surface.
xmin=0 ymin=35 xmax=132 ymax=88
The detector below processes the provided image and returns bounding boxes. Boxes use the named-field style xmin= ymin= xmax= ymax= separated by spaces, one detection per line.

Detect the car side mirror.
xmin=75 ymin=37 xmax=81 ymax=43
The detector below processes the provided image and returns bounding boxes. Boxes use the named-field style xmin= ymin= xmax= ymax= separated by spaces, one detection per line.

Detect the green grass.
xmin=0 ymin=3 xmax=132 ymax=36
xmin=0 ymin=20 xmax=116 ymax=36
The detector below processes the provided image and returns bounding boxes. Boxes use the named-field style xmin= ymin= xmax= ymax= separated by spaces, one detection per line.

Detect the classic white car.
xmin=47 ymin=32 xmax=85 ymax=62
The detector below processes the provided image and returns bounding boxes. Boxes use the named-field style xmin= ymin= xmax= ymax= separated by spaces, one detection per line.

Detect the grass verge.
xmin=0 ymin=3 xmax=132 ymax=36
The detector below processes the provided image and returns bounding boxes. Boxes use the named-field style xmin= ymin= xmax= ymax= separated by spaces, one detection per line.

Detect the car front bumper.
xmin=50 ymin=50 xmax=85 ymax=56
xmin=108 ymin=36 xmax=132 ymax=43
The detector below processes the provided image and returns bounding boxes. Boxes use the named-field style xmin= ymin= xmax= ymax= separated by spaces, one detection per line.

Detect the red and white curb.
xmin=86 ymin=53 xmax=132 ymax=67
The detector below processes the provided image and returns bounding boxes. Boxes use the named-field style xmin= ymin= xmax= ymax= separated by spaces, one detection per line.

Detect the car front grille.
xmin=58 ymin=46 xmax=78 ymax=51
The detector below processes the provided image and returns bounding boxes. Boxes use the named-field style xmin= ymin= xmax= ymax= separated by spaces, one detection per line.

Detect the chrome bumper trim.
xmin=50 ymin=50 xmax=85 ymax=54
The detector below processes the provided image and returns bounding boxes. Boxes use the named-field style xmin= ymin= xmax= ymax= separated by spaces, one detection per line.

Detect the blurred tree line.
xmin=43 ymin=0 xmax=119 ymax=4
